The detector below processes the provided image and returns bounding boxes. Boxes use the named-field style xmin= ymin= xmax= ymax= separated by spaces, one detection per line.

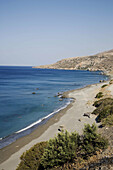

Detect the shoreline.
xmin=0 ymin=73 xmax=113 ymax=170
xmin=0 ymin=70 xmax=109 ymax=149
xmin=0 ymin=81 xmax=105 ymax=163
xmin=0 ymin=99 xmax=74 ymax=164
xmin=0 ymin=98 xmax=72 ymax=149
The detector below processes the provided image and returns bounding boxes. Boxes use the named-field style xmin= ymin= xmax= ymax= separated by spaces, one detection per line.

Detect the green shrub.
xmin=16 ymin=141 xmax=47 ymax=170
xmin=17 ymin=124 xmax=109 ymax=170
xmin=92 ymin=98 xmax=113 ymax=115
xmin=96 ymin=105 xmax=113 ymax=122
xmin=81 ymin=124 xmax=108 ymax=157
xmin=93 ymin=98 xmax=113 ymax=108
xmin=95 ymin=92 xmax=103 ymax=98
xmin=92 ymin=98 xmax=113 ymax=122
xmin=109 ymin=79 xmax=113 ymax=84
xmin=41 ymin=131 xmax=79 ymax=169
xmin=101 ymin=84 xmax=108 ymax=88
xmin=101 ymin=115 xmax=113 ymax=127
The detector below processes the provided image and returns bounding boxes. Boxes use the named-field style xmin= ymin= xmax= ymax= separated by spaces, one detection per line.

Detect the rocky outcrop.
xmin=33 ymin=49 xmax=113 ymax=72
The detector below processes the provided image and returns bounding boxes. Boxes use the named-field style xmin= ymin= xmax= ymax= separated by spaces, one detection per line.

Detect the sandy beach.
xmin=0 ymin=78 xmax=113 ymax=170
xmin=1 ymin=0 xmax=113 ymax=168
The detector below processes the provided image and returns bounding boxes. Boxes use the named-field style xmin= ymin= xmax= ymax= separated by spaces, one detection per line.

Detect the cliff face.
xmin=33 ymin=49 xmax=113 ymax=72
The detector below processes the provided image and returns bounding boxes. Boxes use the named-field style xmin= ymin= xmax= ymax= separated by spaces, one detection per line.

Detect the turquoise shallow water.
xmin=0 ymin=66 xmax=108 ymax=148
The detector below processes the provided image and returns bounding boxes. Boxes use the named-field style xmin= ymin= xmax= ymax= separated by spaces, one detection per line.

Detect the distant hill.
xmin=33 ymin=49 xmax=113 ymax=72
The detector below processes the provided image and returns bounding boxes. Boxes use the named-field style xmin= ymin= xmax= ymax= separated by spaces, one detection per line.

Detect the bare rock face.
xmin=33 ymin=49 xmax=113 ymax=72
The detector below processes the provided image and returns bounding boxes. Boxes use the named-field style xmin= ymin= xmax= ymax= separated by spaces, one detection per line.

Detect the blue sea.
xmin=0 ymin=66 xmax=108 ymax=148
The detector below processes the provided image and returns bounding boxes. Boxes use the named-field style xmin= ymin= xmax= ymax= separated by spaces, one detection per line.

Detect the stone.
xmin=57 ymin=92 xmax=62 ymax=96
xmin=100 ymin=80 xmax=103 ymax=82
xmin=32 ymin=92 xmax=36 ymax=94
xmin=59 ymin=125 xmax=65 ymax=128
xmin=83 ymin=112 xmax=91 ymax=118
xmin=58 ymin=125 xmax=66 ymax=132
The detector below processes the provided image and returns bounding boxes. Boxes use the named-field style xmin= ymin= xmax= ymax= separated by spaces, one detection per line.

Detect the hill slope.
xmin=33 ymin=49 xmax=113 ymax=72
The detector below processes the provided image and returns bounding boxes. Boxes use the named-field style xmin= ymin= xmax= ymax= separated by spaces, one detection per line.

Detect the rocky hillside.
xmin=34 ymin=49 xmax=113 ymax=72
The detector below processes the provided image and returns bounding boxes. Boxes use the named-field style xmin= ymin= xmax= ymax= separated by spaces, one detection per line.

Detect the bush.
xmin=96 ymin=105 xmax=113 ymax=122
xmin=92 ymin=98 xmax=113 ymax=115
xmin=101 ymin=114 xmax=113 ymax=127
xmin=101 ymin=84 xmax=108 ymax=88
xmin=95 ymin=92 xmax=103 ymax=98
xmin=93 ymin=98 xmax=113 ymax=108
xmin=17 ymin=125 xmax=109 ymax=169
xmin=92 ymin=98 xmax=113 ymax=122
xmin=41 ymin=131 xmax=79 ymax=169
xmin=16 ymin=141 xmax=47 ymax=170
xmin=109 ymin=79 xmax=113 ymax=84
xmin=81 ymin=124 xmax=108 ymax=157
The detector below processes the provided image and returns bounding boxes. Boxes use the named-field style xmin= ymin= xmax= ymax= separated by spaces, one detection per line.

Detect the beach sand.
xmin=0 ymin=80 xmax=113 ymax=170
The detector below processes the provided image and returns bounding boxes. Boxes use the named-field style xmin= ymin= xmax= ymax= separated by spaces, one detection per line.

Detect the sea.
xmin=0 ymin=66 xmax=108 ymax=148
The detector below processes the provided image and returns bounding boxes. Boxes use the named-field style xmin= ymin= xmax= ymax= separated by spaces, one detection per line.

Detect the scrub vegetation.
xmin=95 ymin=92 xmax=103 ymax=98
xmin=101 ymin=84 xmax=108 ymax=88
xmin=92 ymin=98 xmax=113 ymax=124
xmin=17 ymin=124 xmax=108 ymax=170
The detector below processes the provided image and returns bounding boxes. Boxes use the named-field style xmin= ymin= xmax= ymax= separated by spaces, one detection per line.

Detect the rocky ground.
xmin=33 ymin=49 xmax=113 ymax=73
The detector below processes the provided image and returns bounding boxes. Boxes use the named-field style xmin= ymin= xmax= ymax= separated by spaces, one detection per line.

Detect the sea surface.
xmin=0 ymin=66 xmax=108 ymax=148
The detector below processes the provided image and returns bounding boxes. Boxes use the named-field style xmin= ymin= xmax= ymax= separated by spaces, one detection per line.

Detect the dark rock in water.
xmin=60 ymin=95 xmax=66 ymax=98
xmin=36 ymin=88 xmax=39 ymax=90
xmin=57 ymin=92 xmax=62 ymax=96
xmin=100 ymin=80 xmax=105 ymax=83
xmin=32 ymin=92 xmax=36 ymax=94
xmin=100 ymin=80 xmax=103 ymax=82
xmin=83 ymin=112 xmax=91 ymax=118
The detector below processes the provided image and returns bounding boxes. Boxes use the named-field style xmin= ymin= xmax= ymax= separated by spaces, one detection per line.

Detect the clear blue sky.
xmin=0 ymin=0 xmax=113 ymax=66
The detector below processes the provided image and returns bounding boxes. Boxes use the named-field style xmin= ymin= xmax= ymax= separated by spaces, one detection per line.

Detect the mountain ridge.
xmin=33 ymin=49 xmax=113 ymax=72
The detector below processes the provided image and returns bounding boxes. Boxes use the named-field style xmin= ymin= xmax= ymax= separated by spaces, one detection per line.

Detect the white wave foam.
xmin=16 ymin=99 xmax=72 ymax=134
xmin=16 ymin=119 xmax=42 ymax=133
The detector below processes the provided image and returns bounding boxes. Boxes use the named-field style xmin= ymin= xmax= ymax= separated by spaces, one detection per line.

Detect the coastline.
xmin=0 ymin=100 xmax=74 ymax=164
xmin=0 ymin=98 xmax=72 ymax=149
xmin=0 ymin=72 xmax=113 ymax=170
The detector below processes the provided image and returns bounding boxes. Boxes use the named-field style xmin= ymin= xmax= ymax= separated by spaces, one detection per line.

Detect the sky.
xmin=0 ymin=0 xmax=113 ymax=66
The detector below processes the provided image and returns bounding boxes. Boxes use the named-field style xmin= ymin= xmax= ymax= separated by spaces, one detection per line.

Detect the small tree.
xmin=95 ymin=92 xmax=103 ymax=98
xmin=81 ymin=124 xmax=108 ymax=157
xmin=97 ymin=105 xmax=113 ymax=122
xmin=41 ymin=131 xmax=79 ymax=168
xmin=16 ymin=141 xmax=47 ymax=170
xmin=101 ymin=114 xmax=113 ymax=127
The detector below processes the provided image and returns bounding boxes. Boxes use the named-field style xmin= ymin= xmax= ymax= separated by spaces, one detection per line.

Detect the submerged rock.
xmin=32 ymin=92 xmax=36 ymax=94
